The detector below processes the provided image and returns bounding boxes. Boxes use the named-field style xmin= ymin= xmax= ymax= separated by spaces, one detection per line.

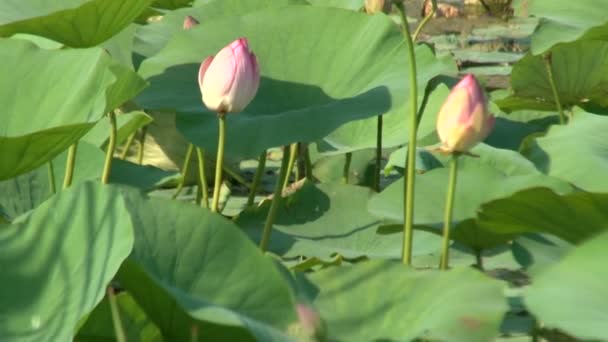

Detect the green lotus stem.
xmin=172 ymin=143 xmax=195 ymax=200
xmin=63 ymin=143 xmax=78 ymax=189
xmin=48 ymin=161 xmax=56 ymax=195
xmin=191 ymin=324 xmax=199 ymax=342
xmin=474 ymin=249 xmax=484 ymax=271
xmin=412 ymin=0 xmax=437 ymax=41
xmin=440 ymin=155 xmax=459 ymax=270
xmin=196 ymin=147 xmax=209 ymax=208
xmin=303 ymin=144 xmax=313 ymax=180
xmin=543 ymin=54 xmax=566 ymax=124
xmin=374 ymin=115 xmax=383 ymax=192
xmin=137 ymin=126 xmax=147 ymax=165
xmin=101 ymin=111 xmax=118 ymax=185
xmin=119 ymin=132 xmax=136 ymax=160
xmin=342 ymin=152 xmax=352 ymax=183
xmin=107 ymin=286 xmax=127 ymax=342
xmin=211 ymin=114 xmax=226 ymax=212
xmin=222 ymin=164 xmax=252 ymax=190
xmin=247 ymin=150 xmax=267 ymax=206
xmin=260 ymin=145 xmax=291 ymax=252
xmin=282 ymin=143 xmax=298 ymax=190
xmin=396 ymin=2 xmax=420 ymax=265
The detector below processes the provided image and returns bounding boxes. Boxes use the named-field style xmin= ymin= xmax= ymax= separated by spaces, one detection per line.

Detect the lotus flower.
xmin=182 ymin=16 xmax=199 ymax=30
xmin=198 ymin=38 xmax=260 ymax=114
xmin=365 ymin=0 xmax=392 ymax=14
xmin=436 ymin=74 xmax=495 ymax=153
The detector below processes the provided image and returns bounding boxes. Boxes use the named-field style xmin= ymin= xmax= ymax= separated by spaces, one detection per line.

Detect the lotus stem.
xmin=222 ymin=164 xmax=252 ymax=190
xmin=374 ymin=115 xmax=383 ymax=192
xmin=119 ymin=132 xmax=136 ymax=160
xmin=101 ymin=111 xmax=117 ymax=185
xmin=62 ymin=143 xmax=78 ymax=189
xmin=342 ymin=152 xmax=352 ymax=183
xmin=196 ymin=147 xmax=209 ymax=208
xmin=543 ymin=53 xmax=566 ymax=124
xmin=48 ymin=160 xmax=56 ymax=195
xmin=247 ymin=150 xmax=267 ymax=206
xmin=396 ymin=2 xmax=420 ymax=265
xmin=107 ymin=286 xmax=127 ymax=342
xmin=412 ymin=0 xmax=437 ymax=42
xmin=260 ymin=145 xmax=291 ymax=252
xmin=440 ymin=155 xmax=459 ymax=270
xmin=137 ymin=126 xmax=147 ymax=165
xmin=172 ymin=143 xmax=194 ymax=199
xmin=211 ymin=114 xmax=226 ymax=212
xmin=303 ymin=144 xmax=313 ymax=181
xmin=282 ymin=143 xmax=298 ymax=190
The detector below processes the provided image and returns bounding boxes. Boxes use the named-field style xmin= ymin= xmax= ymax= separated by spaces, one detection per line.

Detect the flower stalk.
xmin=439 ymin=154 xmax=459 ymax=270
xmin=210 ymin=114 xmax=226 ymax=212
xmin=63 ymin=143 xmax=78 ymax=189
xmin=260 ymin=145 xmax=291 ymax=252
xmin=101 ymin=111 xmax=118 ymax=184
xmin=395 ymin=2 xmax=420 ymax=265
xmin=247 ymin=150 xmax=267 ymax=206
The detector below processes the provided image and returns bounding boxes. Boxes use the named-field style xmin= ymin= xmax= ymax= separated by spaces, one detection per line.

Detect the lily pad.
xmin=0 ymin=182 xmax=134 ymax=341
xmin=134 ymin=0 xmax=307 ymax=58
xmin=497 ymin=40 xmax=608 ymax=112
xmin=302 ymin=260 xmax=507 ymax=341
xmin=514 ymin=0 xmax=608 ymax=54
xmin=136 ymin=6 xmax=450 ymax=159
xmin=522 ymin=110 xmax=608 ymax=192
xmin=525 ymin=230 xmax=608 ymax=340
xmin=0 ymin=38 xmax=146 ymax=180
xmin=117 ymin=193 xmax=297 ymax=341
xmin=478 ymin=187 xmax=608 ymax=244
xmin=369 ymin=144 xmax=571 ymax=250
xmin=0 ymin=0 xmax=152 ymax=47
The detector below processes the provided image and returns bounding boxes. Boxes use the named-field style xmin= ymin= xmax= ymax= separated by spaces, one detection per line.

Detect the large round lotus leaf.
xmin=134 ymin=0 xmax=307 ymax=58
xmin=0 ymin=142 xmax=175 ymax=221
xmin=136 ymin=6 xmax=450 ymax=159
xmin=369 ymin=144 xmax=571 ymax=224
xmin=0 ymin=0 xmax=152 ymax=47
xmin=513 ymin=0 xmax=608 ymax=54
xmin=496 ymin=40 xmax=608 ymax=112
xmin=0 ymin=182 xmax=134 ymax=341
xmin=525 ymin=230 xmax=608 ymax=340
xmin=117 ymin=192 xmax=297 ymax=341
xmin=477 ymin=188 xmax=608 ymax=244
xmin=522 ymin=110 xmax=608 ymax=192
xmin=303 ymin=260 xmax=507 ymax=341
xmin=0 ymin=39 xmax=146 ymax=180
xmin=321 ymin=81 xmax=455 ymax=154
xmin=237 ymin=182 xmax=444 ymax=260
xmin=369 ymin=144 xmax=572 ymax=250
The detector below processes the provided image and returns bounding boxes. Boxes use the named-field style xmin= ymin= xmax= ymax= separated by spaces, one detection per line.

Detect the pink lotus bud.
xmin=365 ymin=0 xmax=392 ymax=14
xmin=436 ymin=74 xmax=495 ymax=153
xmin=183 ymin=16 xmax=199 ymax=30
xmin=290 ymin=303 xmax=326 ymax=340
xmin=198 ymin=38 xmax=260 ymax=113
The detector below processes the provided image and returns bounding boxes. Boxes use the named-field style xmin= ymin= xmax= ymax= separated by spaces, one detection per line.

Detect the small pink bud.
xmin=198 ymin=38 xmax=260 ymax=113
xmin=365 ymin=0 xmax=392 ymax=14
xmin=290 ymin=303 xmax=326 ymax=340
xmin=436 ymin=74 xmax=495 ymax=153
xmin=182 ymin=16 xmax=199 ymax=30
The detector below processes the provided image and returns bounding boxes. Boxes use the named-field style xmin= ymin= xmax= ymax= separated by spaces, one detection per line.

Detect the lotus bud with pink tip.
xmin=182 ymin=15 xmax=199 ymax=30
xmin=436 ymin=74 xmax=495 ymax=153
xmin=198 ymin=38 xmax=260 ymax=114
